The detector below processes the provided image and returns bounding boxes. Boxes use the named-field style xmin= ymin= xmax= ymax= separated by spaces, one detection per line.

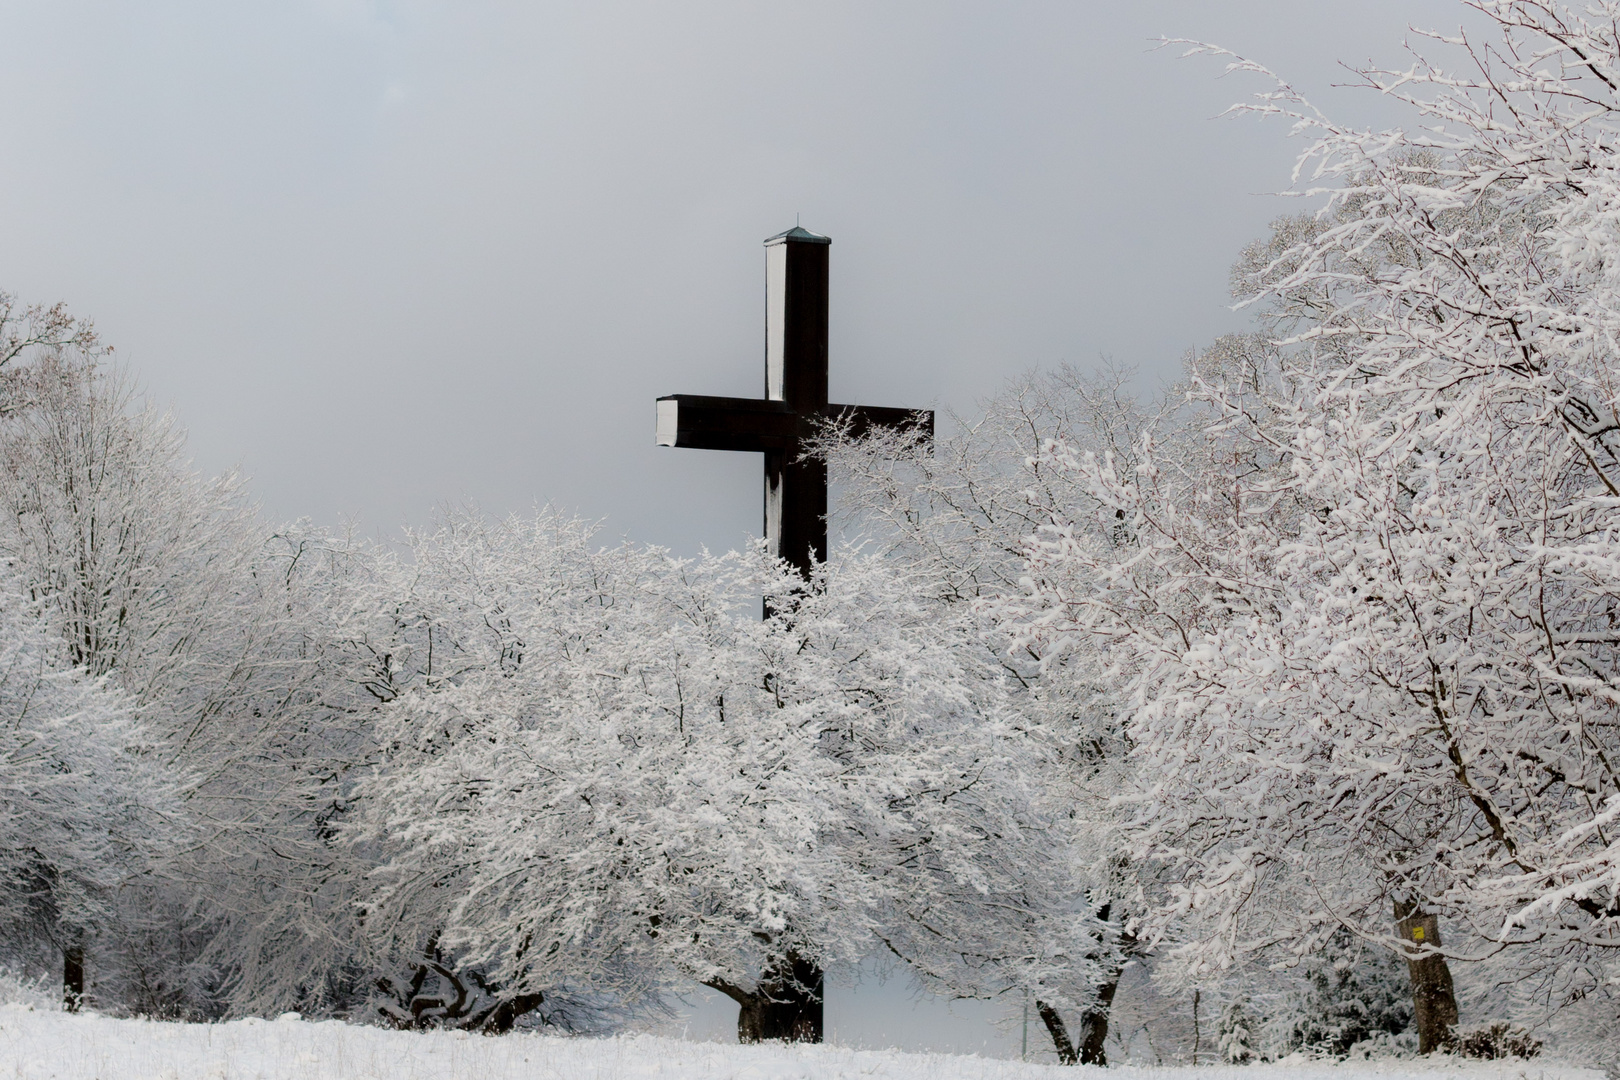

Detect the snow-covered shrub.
xmin=1218 ymin=994 xmax=1255 ymax=1063
xmin=1269 ymin=933 xmax=1411 ymax=1059
xmin=1445 ymin=1023 xmax=1541 ymax=1061
xmin=0 ymin=966 xmax=59 ymax=1010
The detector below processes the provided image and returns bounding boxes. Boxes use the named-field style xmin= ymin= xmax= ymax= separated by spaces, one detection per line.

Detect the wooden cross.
xmin=656 ymin=226 xmax=933 ymax=577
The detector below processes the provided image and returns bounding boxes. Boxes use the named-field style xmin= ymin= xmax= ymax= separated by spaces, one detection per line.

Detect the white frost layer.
xmin=0 ymin=1005 xmax=1603 ymax=1080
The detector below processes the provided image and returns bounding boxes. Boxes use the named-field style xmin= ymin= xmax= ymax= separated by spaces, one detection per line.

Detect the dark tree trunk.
xmin=1037 ymin=962 xmax=1122 ymax=1068
xmin=62 ymin=942 xmax=84 ymax=1013
xmin=711 ymin=952 xmax=824 ymax=1044
xmin=1036 ymin=1000 xmax=1078 ymax=1065
xmin=1046 ymin=900 xmax=1131 ymax=1066
xmin=374 ymin=957 xmax=545 ymax=1033
xmin=1395 ymin=905 xmax=1458 ymax=1053
xmin=468 ymin=992 xmax=546 ymax=1034
xmin=1076 ymin=964 xmax=1123 ymax=1065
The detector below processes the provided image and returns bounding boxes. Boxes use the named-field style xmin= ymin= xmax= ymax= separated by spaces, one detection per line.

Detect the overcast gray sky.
xmin=1 ymin=0 xmax=1476 ymax=1056
xmin=1 ymin=0 xmax=1480 ymax=554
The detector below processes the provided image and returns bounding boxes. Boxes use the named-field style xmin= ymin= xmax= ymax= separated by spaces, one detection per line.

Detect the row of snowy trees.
xmin=4 ymin=0 xmax=1620 ymax=1062
xmin=834 ymin=0 xmax=1620 ymax=1055
xmin=1021 ymin=0 xmax=1620 ymax=1053
xmin=0 ymin=295 xmax=1123 ymax=1053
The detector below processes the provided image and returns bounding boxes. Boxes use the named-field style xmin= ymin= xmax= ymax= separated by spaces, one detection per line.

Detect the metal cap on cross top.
xmin=656 ymin=227 xmax=933 ymax=579
xmin=764 ymin=225 xmax=830 ymax=245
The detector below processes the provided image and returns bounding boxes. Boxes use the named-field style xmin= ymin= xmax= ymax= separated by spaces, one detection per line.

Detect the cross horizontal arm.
xmin=657 ymin=395 xmax=934 ymax=453
xmin=656 ymin=395 xmax=797 ymax=451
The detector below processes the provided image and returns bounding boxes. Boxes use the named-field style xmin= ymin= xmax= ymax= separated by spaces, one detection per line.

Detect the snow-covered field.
xmin=0 ymin=1005 xmax=1602 ymax=1080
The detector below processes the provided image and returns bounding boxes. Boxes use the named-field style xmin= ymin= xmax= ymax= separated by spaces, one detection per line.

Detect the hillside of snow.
xmin=0 ymin=1005 xmax=1604 ymax=1080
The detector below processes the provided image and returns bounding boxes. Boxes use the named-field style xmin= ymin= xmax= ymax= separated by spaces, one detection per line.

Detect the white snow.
xmin=0 ymin=1005 xmax=1601 ymax=1080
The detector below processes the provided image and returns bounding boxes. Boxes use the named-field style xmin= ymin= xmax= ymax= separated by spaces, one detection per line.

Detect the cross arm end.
xmin=656 ymin=394 xmax=796 ymax=451
xmin=822 ymin=403 xmax=934 ymax=444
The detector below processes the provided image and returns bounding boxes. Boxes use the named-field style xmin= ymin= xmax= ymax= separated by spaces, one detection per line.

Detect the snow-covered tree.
xmin=0 ymin=312 xmax=391 ymax=1017
xmin=353 ymin=510 xmax=1103 ymax=1040
xmin=1005 ymin=1 xmax=1620 ymax=1046
xmin=0 ymin=570 xmax=180 ymax=1009
xmin=824 ymin=370 xmax=1152 ymax=1062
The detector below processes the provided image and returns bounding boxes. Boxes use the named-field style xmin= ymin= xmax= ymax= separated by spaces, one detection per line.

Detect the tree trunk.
xmin=469 ymin=992 xmax=546 ymax=1034
xmin=1036 ymin=1001 xmax=1078 ymax=1065
xmin=712 ymin=953 xmax=824 ymax=1044
xmin=1395 ymin=905 xmax=1458 ymax=1053
xmin=62 ymin=942 xmax=84 ymax=1013
xmin=1038 ymin=898 xmax=1132 ymax=1067
xmin=1037 ymin=961 xmax=1123 ymax=1067
xmin=1079 ymin=964 xmax=1124 ymax=1065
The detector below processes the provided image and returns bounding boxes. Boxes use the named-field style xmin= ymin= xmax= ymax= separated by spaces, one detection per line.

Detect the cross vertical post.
xmin=763 ymin=228 xmax=830 ymax=576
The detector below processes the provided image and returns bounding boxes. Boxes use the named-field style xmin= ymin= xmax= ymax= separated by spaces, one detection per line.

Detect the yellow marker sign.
xmin=1412 ymin=927 xmax=1425 ymax=941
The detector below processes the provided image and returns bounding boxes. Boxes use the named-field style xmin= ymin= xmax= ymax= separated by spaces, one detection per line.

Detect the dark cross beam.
xmin=656 ymin=226 xmax=933 ymax=577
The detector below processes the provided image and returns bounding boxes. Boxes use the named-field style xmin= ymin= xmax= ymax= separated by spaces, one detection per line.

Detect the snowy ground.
xmin=0 ymin=1005 xmax=1604 ymax=1080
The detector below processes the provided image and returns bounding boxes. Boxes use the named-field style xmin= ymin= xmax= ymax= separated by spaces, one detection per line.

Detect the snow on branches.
xmin=0 ymin=573 xmax=180 ymax=988
xmin=1007 ymin=0 xmax=1620 ymax=1025
xmin=353 ymin=511 xmax=1107 ymax=1028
